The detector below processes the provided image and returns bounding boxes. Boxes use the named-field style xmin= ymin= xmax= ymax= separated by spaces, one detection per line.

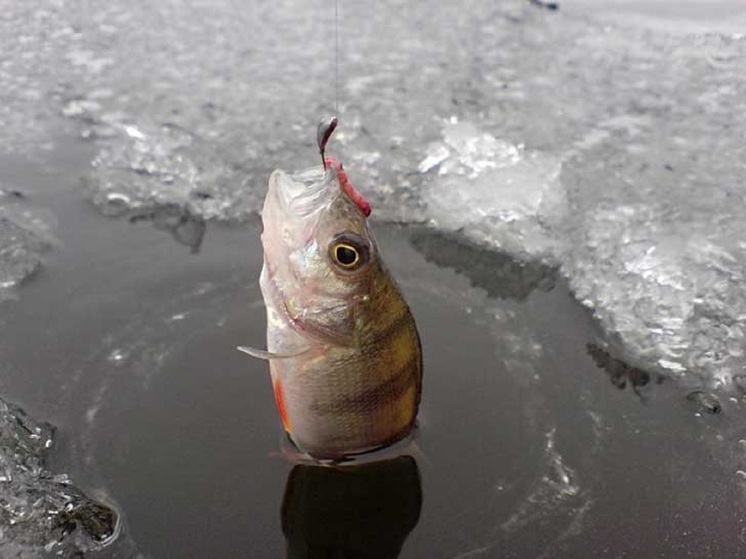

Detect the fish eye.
xmin=334 ymin=244 xmax=359 ymax=267
xmin=329 ymin=233 xmax=370 ymax=271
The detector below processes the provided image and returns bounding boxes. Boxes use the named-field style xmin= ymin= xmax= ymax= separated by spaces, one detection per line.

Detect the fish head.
xmin=261 ymin=159 xmax=379 ymax=343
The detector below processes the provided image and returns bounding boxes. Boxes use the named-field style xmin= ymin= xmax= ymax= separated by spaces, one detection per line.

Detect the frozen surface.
xmin=1 ymin=1 xmax=745 ymax=381
xmin=420 ymin=119 xmax=565 ymax=261
xmin=561 ymin=0 xmax=746 ymax=35
xmin=557 ymin=28 xmax=746 ymax=383
xmin=0 ymin=191 xmax=54 ymax=301
xmin=0 ymin=397 xmax=121 ymax=558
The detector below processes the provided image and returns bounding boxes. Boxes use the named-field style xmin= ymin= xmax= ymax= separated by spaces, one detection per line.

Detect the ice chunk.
xmin=562 ymin=137 xmax=746 ymax=384
xmin=0 ymin=397 xmax=121 ymax=556
xmin=85 ymin=122 xmax=262 ymax=221
xmin=0 ymin=197 xmax=54 ymax=301
xmin=0 ymin=217 xmax=44 ymax=292
xmin=420 ymin=120 xmax=566 ymax=261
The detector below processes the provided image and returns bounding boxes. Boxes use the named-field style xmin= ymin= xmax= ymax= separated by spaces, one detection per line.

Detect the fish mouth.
xmin=268 ymin=167 xmax=336 ymax=217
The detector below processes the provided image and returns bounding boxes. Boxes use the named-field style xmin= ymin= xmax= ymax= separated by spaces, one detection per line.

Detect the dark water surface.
xmin=2 ymin=143 xmax=746 ymax=558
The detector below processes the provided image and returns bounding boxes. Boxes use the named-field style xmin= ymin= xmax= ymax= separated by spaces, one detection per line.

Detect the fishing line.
xmin=318 ymin=0 xmax=341 ymax=169
xmin=334 ymin=0 xmax=340 ymax=116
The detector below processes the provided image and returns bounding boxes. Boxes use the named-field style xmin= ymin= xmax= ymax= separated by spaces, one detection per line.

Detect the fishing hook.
xmin=317 ymin=116 xmax=338 ymax=170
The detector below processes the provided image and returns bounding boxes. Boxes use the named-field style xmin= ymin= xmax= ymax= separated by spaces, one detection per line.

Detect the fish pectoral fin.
xmin=236 ymin=345 xmax=311 ymax=360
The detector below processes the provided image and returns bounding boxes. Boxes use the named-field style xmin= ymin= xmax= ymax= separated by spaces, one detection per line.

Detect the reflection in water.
xmin=587 ymin=343 xmax=663 ymax=398
xmin=281 ymin=455 xmax=422 ymax=559
xmin=409 ymin=228 xmax=555 ymax=301
xmin=129 ymin=203 xmax=207 ymax=252
xmin=587 ymin=344 xmax=726 ymax=413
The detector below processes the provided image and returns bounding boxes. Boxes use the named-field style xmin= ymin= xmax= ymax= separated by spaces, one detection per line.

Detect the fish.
xmin=240 ymin=133 xmax=422 ymax=459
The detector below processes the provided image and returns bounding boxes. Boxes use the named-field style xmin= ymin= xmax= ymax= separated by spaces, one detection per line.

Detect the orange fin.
xmin=273 ymin=379 xmax=291 ymax=432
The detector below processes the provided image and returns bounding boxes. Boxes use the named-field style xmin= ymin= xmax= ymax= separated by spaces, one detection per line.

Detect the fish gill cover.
xmin=0 ymin=0 xmax=744 ymax=387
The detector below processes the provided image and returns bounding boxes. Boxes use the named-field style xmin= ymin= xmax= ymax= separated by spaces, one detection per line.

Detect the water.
xmin=1 ymin=0 xmax=746 ymax=556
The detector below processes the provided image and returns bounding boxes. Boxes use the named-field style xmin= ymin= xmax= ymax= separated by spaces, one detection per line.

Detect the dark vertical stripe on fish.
xmin=364 ymin=304 xmax=415 ymax=349
xmin=311 ymin=352 xmax=420 ymax=415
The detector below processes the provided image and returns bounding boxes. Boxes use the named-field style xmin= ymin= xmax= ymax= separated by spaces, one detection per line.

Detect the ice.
xmin=0 ymin=194 xmax=54 ymax=301
xmin=84 ymin=121 xmax=259 ymax=222
xmin=420 ymin=119 xmax=565 ymax=261
xmin=0 ymin=0 xmax=744 ymax=383
xmin=0 ymin=397 xmax=121 ymax=557
xmin=563 ymin=200 xmax=746 ymax=382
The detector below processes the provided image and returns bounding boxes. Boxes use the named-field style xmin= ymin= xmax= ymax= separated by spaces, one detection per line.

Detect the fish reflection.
xmin=281 ymin=455 xmax=422 ymax=559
